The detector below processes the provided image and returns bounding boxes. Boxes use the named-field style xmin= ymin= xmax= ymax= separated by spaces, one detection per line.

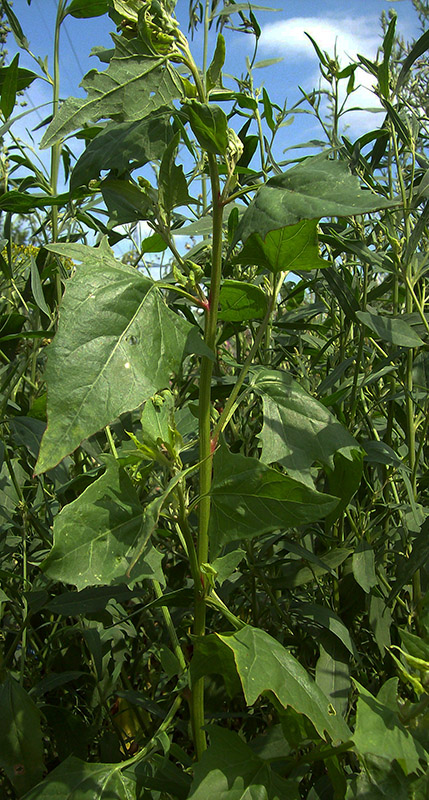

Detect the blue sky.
xmin=5 ymin=0 xmax=423 ymax=252
xmin=9 ymin=0 xmax=421 ymax=150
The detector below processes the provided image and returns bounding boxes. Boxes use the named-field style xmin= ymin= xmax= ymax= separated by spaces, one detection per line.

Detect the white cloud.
xmin=259 ymin=16 xmax=381 ymax=63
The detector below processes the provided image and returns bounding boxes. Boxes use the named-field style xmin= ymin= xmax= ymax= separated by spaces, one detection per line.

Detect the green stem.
xmin=51 ymin=1 xmax=66 ymax=307
xmin=152 ymin=580 xmax=186 ymax=672
xmin=192 ymin=154 xmax=223 ymax=758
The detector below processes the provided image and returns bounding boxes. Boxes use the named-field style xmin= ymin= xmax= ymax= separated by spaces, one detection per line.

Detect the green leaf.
xmin=71 ymin=111 xmax=173 ymax=190
xmin=353 ymin=678 xmax=426 ymax=774
xmin=41 ymin=456 xmax=164 ymax=589
xmin=191 ymin=626 xmax=352 ymax=743
xmin=316 ymin=635 xmax=351 ymax=719
xmin=387 ymin=519 xmax=429 ymax=604
xmin=352 ymin=541 xmax=377 ymax=594
xmin=1 ymin=53 xmax=19 ymax=120
xmin=356 ymin=310 xmax=424 ymax=347
xmin=218 ymin=279 xmax=267 ymax=322
xmin=67 ymin=0 xmax=110 ymax=17
xmin=209 ymin=443 xmax=339 ymax=551
xmin=185 ymin=100 xmax=228 ymax=155
xmin=41 ymin=36 xmax=182 ymax=149
xmin=345 ymin=754 xmax=410 ymax=799
xmin=292 ymin=603 xmax=357 ymax=657
xmin=206 ymin=34 xmax=226 ymax=92
xmin=0 ymin=66 xmax=37 ymax=95
xmin=250 ymin=367 xmax=359 ymax=476
xmin=35 ymin=240 xmax=200 ymax=473
xmin=397 ymin=28 xmax=429 ymax=90
xmin=158 ymin=132 xmax=192 ymax=220
xmin=141 ymin=393 xmax=174 ymax=446
xmin=0 ymin=675 xmax=44 ymax=796
xmin=271 ymin=547 xmax=353 ymax=589
xmin=369 ymin=595 xmax=392 ymax=657
xmin=21 ymin=756 xmax=136 ymax=799
xmin=30 ymin=255 xmax=51 ymax=318
xmin=235 ymin=220 xmax=327 ymax=273
xmin=1 ymin=0 xmax=30 ymax=50
xmin=100 ymin=178 xmax=154 ymax=225
xmin=188 ymin=727 xmax=299 ymax=800
xmin=233 ymin=154 xmax=397 ymax=246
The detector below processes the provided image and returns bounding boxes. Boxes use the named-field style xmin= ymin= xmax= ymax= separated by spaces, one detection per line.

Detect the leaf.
xmin=353 ymin=678 xmax=426 ymax=774
xmin=67 ymin=0 xmax=110 ymax=17
xmin=71 ymin=111 xmax=173 ymax=190
xmin=100 ymin=178 xmax=154 ymax=225
xmin=30 ymin=255 xmax=51 ymax=318
xmin=292 ymin=603 xmax=357 ymax=657
xmin=397 ymin=28 xmax=429 ymax=90
xmin=369 ymin=595 xmax=392 ymax=656
xmin=35 ymin=240 xmax=201 ymax=473
xmin=206 ymin=34 xmax=226 ymax=92
xmin=356 ymin=310 xmax=424 ymax=348
xmin=250 ymin=367 xmax=359 ymax=476
xmin=209 ymin=443 xmax=338 ymax=551
xmin=387 ymin=518 xmax=429 ymax=603
xmin=0 ymin=675 xmax=44 ymax=796
xmin=21 ymin=756 xmax=136 ymax=799
xmin=316 ymin=635 xmax=351 ymax=719
xmin=233 ymin=154 xmax=397 ymax=246
xmin=188 ymin=727 xmax=299 ymax=800
xmin=41 ymin=36 xmax=182 ymax=149
xmin=1 ymin=0 xmax=30 ymax=50
xmin=271 ymin=547 xmax=353 ymax=589
xmin=345 ymin=754 xmax=410 ymax=799
xmin=1 ymin=53 xmax=19 ymax=120
xmin=0 ymin=66 xmax=37 ymax=95
xmin=235 ymin=219 xmax=327 ymax=273
xmin=352 ymin=541 xmax=377 ymax=594
xmin=218 ymin=280 xmax=268 ymax=322
xmin=158 ymin=132 xmax=192 ymax=220
xmin=184 ymin=100 xmax=228 ymax=155
xmin=41 ymin=456 xmax=164 ymax=589
xmin=191 ymin=626 xmax=352 ymax=743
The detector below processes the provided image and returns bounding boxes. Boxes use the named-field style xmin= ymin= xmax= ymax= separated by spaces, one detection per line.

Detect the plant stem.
xmin=152 ymin=580 xmax=186 ymax=672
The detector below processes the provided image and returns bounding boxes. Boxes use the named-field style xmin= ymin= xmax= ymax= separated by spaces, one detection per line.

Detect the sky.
xmin=7 ymin=0 xmax=422 ymax=141
xmin=3 ymin=0 xmax=424 ymax=250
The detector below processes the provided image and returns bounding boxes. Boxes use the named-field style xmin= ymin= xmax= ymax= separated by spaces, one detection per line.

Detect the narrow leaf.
xmin=206 ymin=34 xmax=225 ymax=92
xmin=1 ymin=53 xmax=19 ymax=120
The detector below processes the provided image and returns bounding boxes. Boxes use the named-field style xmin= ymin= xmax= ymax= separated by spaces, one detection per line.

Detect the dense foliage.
xmin=1 ymin=0 xmax=429 ymax=797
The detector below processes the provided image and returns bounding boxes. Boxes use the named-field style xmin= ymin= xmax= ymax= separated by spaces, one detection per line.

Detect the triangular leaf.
xmin=235 ymin=220 xmax=327 ymax=273
xmin=191 ymin=627 xmax=352 ymax=743
xmin=41 ymin=36 xmax=182 ymax=148
xmin=233 ymin=154 xmax=397 ymax=245
xmin=41 ymin=456 xmax=164 ymax=589
xmin=35 ymin=240 xmax=200 ymax=473
xmin=209 ymin=443 xmax=338 ymax=551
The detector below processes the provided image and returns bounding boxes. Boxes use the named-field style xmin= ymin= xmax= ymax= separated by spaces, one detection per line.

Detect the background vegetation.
xmin=1 ymin=0 xmax=429 ymax=797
